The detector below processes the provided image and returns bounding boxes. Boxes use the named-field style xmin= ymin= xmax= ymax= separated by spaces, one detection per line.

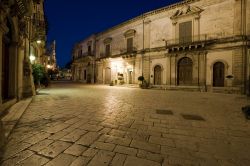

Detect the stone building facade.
xmin=0 ymin=0 xmax=47 ymax=113
xmin=72 ymin=0 xmax=250 ymax=94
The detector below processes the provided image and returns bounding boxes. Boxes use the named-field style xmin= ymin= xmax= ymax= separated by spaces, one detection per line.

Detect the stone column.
xmin=23 ymin=37 xmax=36 ymax=97
xmin=91 ymin=61 xmax=95 ymax=84
xmin=194 ymin=16 xmax=200 ymax=38
xmin=166 ymin=55 xmax=171 ymax=85
xmin=17 ymin=45 xmax=25 ymax=100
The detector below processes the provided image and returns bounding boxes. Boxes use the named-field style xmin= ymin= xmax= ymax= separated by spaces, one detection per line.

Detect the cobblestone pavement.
xmin=1 ymin=82 xmax=250 ymax=166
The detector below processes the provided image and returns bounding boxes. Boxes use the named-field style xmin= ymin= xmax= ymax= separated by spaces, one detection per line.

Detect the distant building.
xmin=59 ymin=68 xmax=72 ymax=80
xmin=72 ymin=0 xmax=250 ymax=94
xmin=0 ymin=0 xmax=47 ymax=113
xmin=45 ymin=40 xmax=57 ymax=70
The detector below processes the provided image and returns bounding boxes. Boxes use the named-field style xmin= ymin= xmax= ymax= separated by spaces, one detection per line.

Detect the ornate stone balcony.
xmin=120 ymin=47 xmax=137 ymax=55
xmin=166 ymin=34 xmax=249 ymax=53
xmin=32 ymin=13 xmax=47 ymax=41
xmin=74 ymin=51 xmax=95 ymax=61
xmin=165 ymin=34 xmax=209 ymax=53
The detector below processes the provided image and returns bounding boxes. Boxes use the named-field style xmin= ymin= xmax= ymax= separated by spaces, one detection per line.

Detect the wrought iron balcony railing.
xmin=100 ymin=52 xmax=111 ymax=58
xmin=165 ymin=34 xmax=209 ymax=48
xmin=73 ymin=51 xmax=95 ymax=60
xmin=165 ymin=34 xmax=249 ymax=48
xmin=120 ymin=47 xmax=137 ymax=54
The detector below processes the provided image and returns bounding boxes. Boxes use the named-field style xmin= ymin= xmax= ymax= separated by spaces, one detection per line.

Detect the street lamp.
xmin=29 ymin=54 xmax=36 ymax=63
xmin=47 ymin=64 xmax=52 ymax=69
xmin=36 ymin=39 xmax=42 ymax=44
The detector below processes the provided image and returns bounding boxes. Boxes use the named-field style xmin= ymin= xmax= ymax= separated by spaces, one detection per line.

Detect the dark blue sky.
xmin=44 ymin=0 xmax=182 ymax=68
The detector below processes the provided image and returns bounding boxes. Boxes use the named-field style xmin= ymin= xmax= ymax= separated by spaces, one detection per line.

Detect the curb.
xmin=1 ymin=97 xmax=33 ymax=139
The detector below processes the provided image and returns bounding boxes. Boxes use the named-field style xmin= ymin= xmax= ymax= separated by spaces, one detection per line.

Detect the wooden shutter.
xmin=127 ymin=38 xmax=133 ymax=53
xmin=105 ymin=44 xmax=110 ymax=56
xmin=179 ymin=21 xmax=192 ymax=44
xmin=88 ymin=46 xmax=91 ymax=55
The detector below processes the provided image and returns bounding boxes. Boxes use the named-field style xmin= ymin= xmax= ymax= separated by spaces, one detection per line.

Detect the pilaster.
xmin=0 ymin=20 xmax=9 ymax=106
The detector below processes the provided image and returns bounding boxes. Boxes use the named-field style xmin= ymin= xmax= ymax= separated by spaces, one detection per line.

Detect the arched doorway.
xmin=105 ymin=67 xmax=111 ymax=84
xmin=213 ymin=62 xmax=225 ymax=87
xmin=178 ymin=57 xmax=193 ymax=85
xmin=154 ymin=65 xmax=162 ymax=85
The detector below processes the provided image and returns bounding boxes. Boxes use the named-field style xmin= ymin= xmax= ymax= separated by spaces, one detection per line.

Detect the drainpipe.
xmin=204 ymin=51 xmax=207 ymax=92
xmin=241 ymin=0 xmax=247 ymax=94
xmin=142 ymin=15 xmax=145 ymax=79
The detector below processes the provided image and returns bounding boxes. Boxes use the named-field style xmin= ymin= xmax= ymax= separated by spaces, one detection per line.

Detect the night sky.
xmin=44 ymin=0 xmax=182 ymax=68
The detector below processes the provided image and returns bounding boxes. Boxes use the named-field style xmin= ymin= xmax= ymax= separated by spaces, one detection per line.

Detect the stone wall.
xmin=72 ymin=0 xmax=249 ymax=93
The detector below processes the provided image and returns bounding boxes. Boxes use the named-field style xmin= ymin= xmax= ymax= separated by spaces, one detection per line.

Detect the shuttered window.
xmin=127 ymin=38 xmax=133 ymax=53
xmin=105 ymin=44 xmax=111 ymax=56
xmin=179 ymin=21 xmax=192 ymax=44
xmin=88 ymin=45 xmax=92 ymax=55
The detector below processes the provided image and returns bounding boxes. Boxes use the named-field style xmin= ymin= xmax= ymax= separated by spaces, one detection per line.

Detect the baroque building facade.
xmin=0 ymin=0 xmax=47 ymax=113
xmin=72 ymin=0 xmax=250 ymax=94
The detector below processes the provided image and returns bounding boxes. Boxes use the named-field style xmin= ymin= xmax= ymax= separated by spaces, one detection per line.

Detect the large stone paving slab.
xmin=1 ymin=82 xmax=250 ymax=165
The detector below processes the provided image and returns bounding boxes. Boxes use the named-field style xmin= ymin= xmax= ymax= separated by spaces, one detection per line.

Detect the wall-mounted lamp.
xmin=47 ymin=64 xmax=52 ymax=69
xmin=36 ymin=39 xmax=42 ymax=44
xmin=29 ymin=54 xmax=36 ymax=63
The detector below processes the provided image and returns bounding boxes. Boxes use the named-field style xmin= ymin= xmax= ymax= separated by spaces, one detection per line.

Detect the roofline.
xmin=96 ymin=0 xmax=200 ymax=37
xmin=74 ymin=0 xmax=200 ymax=45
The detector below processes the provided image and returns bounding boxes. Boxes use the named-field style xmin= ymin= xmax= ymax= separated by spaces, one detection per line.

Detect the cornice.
xmin=96 ymin=0 xmax=200 ymax=37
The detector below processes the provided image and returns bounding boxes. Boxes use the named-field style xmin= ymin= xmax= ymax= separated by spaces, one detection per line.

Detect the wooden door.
xmin=178 ymin=57 xmax=193 ymax=85
xmin=105 ymin=68 xmax=111 ymax=84
xmin=213 ymin=62 xmax=225 ymax=87
xmin=154 ymin=65 xmax=162 ymax=85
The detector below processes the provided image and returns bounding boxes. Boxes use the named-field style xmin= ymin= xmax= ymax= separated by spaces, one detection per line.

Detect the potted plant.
xmin=110 ymin=81 xmax=114 ymax=86
xmin=138 ymin=76 xmax=148 ymax=88
xmin=32 ymin=64 xmax=50 ymax=89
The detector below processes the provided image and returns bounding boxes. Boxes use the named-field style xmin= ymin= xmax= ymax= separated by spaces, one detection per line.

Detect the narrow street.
xmin=1 ymin=82 xmax=250 ymax=166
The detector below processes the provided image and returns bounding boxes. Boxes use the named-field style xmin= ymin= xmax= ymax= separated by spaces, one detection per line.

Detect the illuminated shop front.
xmin=102 ymin=58 xmax=134 ymax=85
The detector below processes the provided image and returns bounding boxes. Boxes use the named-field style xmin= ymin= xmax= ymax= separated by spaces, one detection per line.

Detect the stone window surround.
xmin=103 ymin=37 xmax=112 ymax=56
xmin=170 ymin=5 xmax=203 ymax=41
xmin=210 ymin=59 xmax=230 ymax=87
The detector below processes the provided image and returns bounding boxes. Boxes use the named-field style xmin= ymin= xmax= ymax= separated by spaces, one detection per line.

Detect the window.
xmin=179 ymin=21 xmax=192 ymax=44
xmin=88 ymin=45 xmax=92 ymax=55
xmin=105 ymin=44 xmax=111 ymax=56
xmin=127 ymin=38 xmax=133 ymax=53
xmin=78 ymin=50 xmax=82 ymax=57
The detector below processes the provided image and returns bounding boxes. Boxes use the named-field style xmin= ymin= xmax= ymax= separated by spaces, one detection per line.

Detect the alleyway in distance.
xmin=1 ymin=82 xmax=250 ymax=166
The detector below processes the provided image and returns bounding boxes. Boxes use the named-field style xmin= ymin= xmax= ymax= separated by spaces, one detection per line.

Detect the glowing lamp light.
xmin=47 ymin=65 xmax=52 ymax=69
xmin=36 ymin=40 xmax=42 ymax=44
xmin=29 ymin=54 xmax=35 ymax=62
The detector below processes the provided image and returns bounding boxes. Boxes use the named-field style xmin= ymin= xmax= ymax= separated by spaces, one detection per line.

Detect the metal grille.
xmin=156 ymin=109 xmax=173 ymax=115
xmin=182 ymin=114 xmax=205 ymax=121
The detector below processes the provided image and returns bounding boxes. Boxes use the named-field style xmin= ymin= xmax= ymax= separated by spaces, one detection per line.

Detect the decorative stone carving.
xmin=87 ymin=40 xmax=92 ymax=46
xmin=103 ymin=37 xmax=112 ymax=44
xmin=124 ymin=29 xmax=136 ymax=38
xmin=144 ymin=18 xmax=151 ymax=25
xmin=18 ymin=19 xmax=28 ymax=37
xmin=170 ymin=5 xmax=203 ymax=19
